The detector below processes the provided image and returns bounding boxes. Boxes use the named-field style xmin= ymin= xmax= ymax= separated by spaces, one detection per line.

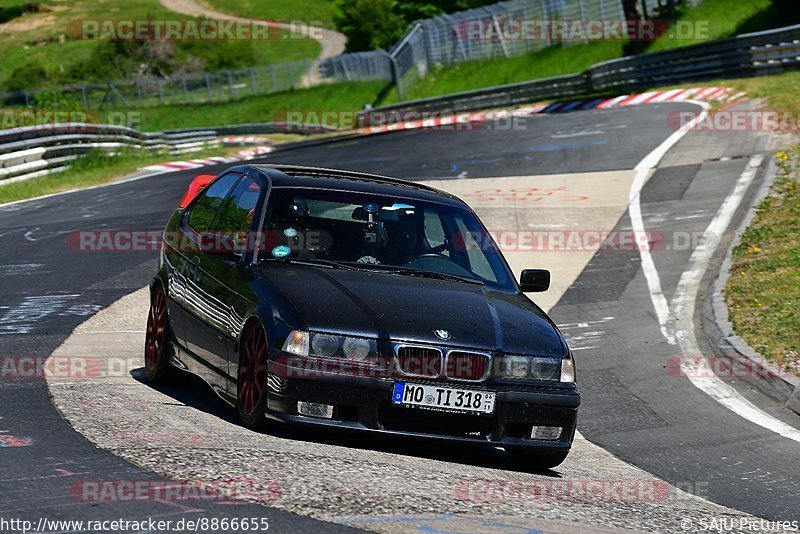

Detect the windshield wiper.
xmin=267 ymin=257 xmax=368 ymax=272
xmin=385 ymin=268 xmax=485 ymax=285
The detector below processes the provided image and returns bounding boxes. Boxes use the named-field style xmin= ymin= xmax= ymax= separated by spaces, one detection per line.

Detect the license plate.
xmin=392 ymin=382 xmax=496 ymax=414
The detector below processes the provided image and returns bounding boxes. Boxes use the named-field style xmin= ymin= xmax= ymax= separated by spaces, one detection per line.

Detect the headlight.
xmin=342 ymin=337 xmax=372 ymax=361
xmin=311 ymin=333 xmax=340 ymax=356
xmin=560 ymin=354 xmax=576 ymax=383
xmin=282 ymin=330 xmax=377 ymax=361
xmin=496 ymin=355 xmax=561 ymax=380
xmin=502 ymin=356 xmax=530 ymax=378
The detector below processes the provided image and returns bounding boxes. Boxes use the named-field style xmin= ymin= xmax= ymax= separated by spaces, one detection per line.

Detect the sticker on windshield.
xmin=272 ymin=245 xmax=291 ymax=258
xmin=283 ymin=228 xmax=298 ymax=238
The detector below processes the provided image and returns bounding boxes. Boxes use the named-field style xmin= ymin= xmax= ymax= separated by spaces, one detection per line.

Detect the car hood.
xmin=260 ymin=263 xmax=566 ymax=357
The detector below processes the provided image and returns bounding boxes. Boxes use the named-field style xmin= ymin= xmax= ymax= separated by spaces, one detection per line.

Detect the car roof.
xmin=241 ymin=164 xmax=467 ymax=207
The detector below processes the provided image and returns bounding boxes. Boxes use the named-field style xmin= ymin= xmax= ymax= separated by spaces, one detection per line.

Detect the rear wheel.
xmin=237 ymin=322 xmax=270 ymax=429
xmin=144 ymin=285 xmax=176 ymax=384
xmin=506 ymin=448 xmax=569 ymax=471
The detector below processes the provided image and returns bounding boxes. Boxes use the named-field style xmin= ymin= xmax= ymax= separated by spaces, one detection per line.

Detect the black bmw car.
xmin=146 ymin=164 xmax=580 ymax=469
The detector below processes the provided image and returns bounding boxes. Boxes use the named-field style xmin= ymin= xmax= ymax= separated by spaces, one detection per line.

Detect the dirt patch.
xmin=0 ymin=13 xmax=57 ymax=35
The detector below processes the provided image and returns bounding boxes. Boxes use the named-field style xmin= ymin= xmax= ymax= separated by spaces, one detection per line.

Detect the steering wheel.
xmin=409 ymin=252 xmax=449 ymax=262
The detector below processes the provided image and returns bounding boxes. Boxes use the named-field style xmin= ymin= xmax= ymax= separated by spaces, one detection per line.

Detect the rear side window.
xmin=186 ymin=173 xmax=241 ymax=233
xmin=212 ymin=177 xmax=262 ymax=252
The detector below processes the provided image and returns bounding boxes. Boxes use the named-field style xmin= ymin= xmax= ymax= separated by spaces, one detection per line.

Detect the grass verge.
xmin=725 ymin=149 xmax=800 ymax=376
xmin=132 ymin=81 xmax=389 ymax=131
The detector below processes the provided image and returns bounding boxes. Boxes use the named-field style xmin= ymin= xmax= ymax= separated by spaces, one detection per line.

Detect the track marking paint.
xmin=631 ymin=102 xmax=800 ymax=443
xmin=671 ymin=155 xmax=800 ymax=442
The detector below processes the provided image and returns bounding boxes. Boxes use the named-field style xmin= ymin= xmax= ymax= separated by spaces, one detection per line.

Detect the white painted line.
xmin=631 ymin=107 xmax=800 ymax=442
xmin=670 ymin=155 xmax=800 ymax=442
xmin=650 ymin=89 xmax=685 ymax=103
xmin=673 ymin=214 xmax=707 ymax=221
xmin=676 ymin=88 xmax=702 ymax=101
xmin=625 ymin=92 xmax=659 ymax=106
xmin=598 ymin=95 xmax=630 ymax=109
xmin=628 ymin=102 xmax=712 ymax=343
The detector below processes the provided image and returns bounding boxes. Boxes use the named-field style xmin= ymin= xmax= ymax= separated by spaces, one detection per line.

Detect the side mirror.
xmin=199 ymin=233 xmax=242 ymax=262
xmin=519 ymin=269 xmax=550 ymax=292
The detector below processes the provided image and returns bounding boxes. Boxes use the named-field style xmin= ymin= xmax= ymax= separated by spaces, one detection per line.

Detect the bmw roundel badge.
xmin=434 ymin=329 xmax=451 ymax=340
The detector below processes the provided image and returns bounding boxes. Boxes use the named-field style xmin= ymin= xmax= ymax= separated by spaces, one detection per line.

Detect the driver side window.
xmin=185 ymin=173 xmax=241 ymax=234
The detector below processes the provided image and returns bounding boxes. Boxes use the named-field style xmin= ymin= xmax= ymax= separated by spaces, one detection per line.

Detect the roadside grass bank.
xmin=104 ymin=71 xmax=800 ymax=132
xmin=131 ymin=81 xmax=389 ymax=131
xmin=719 ymin=72 xmax=800 ymax=117
xmin=380 ymin=0 xmax=797 ymax=104
xmin=0 ymin=0 xmax=320 ymax=92
xmin=382 ymin=41 xmax=624 ymax=104
xmin=725 ymin=147 xmax=800 ymax=376
xmin=0 ymin=144 xmax=247 ymax=205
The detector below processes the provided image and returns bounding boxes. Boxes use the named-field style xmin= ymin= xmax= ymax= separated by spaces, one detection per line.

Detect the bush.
xmin=0 ymin=2 xmax=40 ymax=24
xmin=4 ymin=62 xmax=49 ymax=91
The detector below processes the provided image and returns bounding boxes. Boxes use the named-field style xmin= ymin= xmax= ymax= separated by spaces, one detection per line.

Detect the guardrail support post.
xmin=249 ymin=67 xmax=257 ymax=96
xmin=182 ymin=77 xmax=190 ymax=103
xmin=136 ymin=79 xmax=143 ymax=106
xmin=228 ymin=71 xmax=236 ymax=99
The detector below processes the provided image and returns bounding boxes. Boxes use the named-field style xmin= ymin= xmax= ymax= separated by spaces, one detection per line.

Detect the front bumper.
xmin=266 ymin=356 xmax=580 ymax=450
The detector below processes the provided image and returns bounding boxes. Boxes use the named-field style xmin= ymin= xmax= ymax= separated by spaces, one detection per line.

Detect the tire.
xmin=144 ymin=284 xmax=177 ymax=384
xmin=506 ymin=448 xmax=570 ymax=471
xmin=237 ymin=321 xmax=270 ymax=429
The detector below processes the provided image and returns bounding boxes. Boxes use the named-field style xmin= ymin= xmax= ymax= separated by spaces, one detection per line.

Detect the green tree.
xmin=335 ymin=0 xmax=407 ymax=52
xmin=335 ymin=0 xmax=501 ymax=52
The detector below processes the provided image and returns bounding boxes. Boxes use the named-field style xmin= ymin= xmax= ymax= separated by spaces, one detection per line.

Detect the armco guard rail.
xmin=372 ymin=23 xmax=800 ymax=114
xmin=0 ymin=122 xmax=329 ymax=185
xmin=0 ymin=123 xmax=219 ymax=184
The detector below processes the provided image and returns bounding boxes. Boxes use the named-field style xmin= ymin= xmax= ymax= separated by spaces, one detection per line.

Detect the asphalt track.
xmin=1 ymin=101 xmax=799 ymax=530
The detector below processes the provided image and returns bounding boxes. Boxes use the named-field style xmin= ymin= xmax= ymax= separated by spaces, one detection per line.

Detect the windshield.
xmin=260 ymin=187 xmax=513 ymax=288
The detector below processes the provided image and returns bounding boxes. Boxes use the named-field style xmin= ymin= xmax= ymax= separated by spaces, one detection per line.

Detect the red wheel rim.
xmin=238 ymin=325 xmax=268 ymax=416
xmin=145 ymin=289 xmax=167 ymax=372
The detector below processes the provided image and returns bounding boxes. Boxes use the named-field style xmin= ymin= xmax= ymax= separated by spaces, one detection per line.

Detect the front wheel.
xmin=144 ymin=284 xmax=176 ymax=384
xmin=506 ymin=448 xmax=570 ymax=471
xmin=237 ymin=322 xmax=270 ymax=429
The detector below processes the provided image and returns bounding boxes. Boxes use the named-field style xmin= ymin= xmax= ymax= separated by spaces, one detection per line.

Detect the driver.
xmin=378 ymin=218 xmax=423 ymax=265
